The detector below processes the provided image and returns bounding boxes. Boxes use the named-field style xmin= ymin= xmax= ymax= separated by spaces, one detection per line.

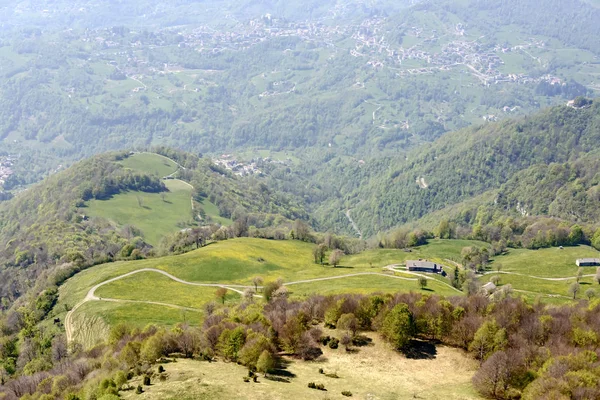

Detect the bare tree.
xmin=243 ymin=288 xmax=255 ymax=302
xmin=495 ymin=263 xmax=503 ymax=273
xmin=215 ymin=288 xmax=228 ymax=305
xmin=204 ymin=301 xmax=216 ymax=316
xmin=585 ymin=288 xmax=596 ymax=300
xmin=472 ymin=351 xmax=511 ymax=398
xmin=51 ymin=335 xmax=68 ymax=362
xmin=252 ymin=276 xmax=263 ymax=293
xmin=329 ymin=249 xmax=344 ymax=268
xmin=569 ymin=282 xmax=580 ymax=300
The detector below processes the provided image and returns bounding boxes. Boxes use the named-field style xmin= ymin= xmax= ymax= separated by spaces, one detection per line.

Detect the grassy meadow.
xmin=95 ymin=272 xmax=241 ymax=309
xmin=121 ymin=329 xmax=480 ymax=400
xmin=60 ymin=238 xmax=600 ymax=348
xmin=120 ymin=153 xmax=179 ymax=177
xmin=482 ymin=245 xmax=600 ymax=301
xmin=85 ymin=179 xmax=193 ymax=245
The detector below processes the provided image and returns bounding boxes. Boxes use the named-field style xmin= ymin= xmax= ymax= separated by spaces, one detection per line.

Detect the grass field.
xmin=120 ymin=153 xmax=179 ymax=177
xmin=60 ymin=238 xmax=600 ymax=348
xmin=85 ymin=179 xmax=193 ymax=245
xmin=59 ymin=239 xmax=476 ymax=344
xmin=95 ymin=272 xmax=241 ymax=309
xmin=73 ymin=301 xmax=203 ymax=348
xmin=199 ymin=198 xmax=233 ymax=226
xmin=121 ymin=329 xmax=480 ymax=400
xmin=287 ymin=274 xmax=459 ymax=298
xmin=490 ymin=246 xmax=599 ymax=278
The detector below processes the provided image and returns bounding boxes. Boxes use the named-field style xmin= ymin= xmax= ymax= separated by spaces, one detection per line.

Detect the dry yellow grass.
xmin=122 ymin=330 xmax=480 ymax=400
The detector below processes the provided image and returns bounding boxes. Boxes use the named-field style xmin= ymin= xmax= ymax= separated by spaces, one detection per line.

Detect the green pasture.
xmin=85 ymin=179 xmax=193 ymax=245
xmin=120 ymin=152 xmax=179 ymax=177
xmin=95 ymin=271 xmax=240 ymax=309
xmin=491 ymin=245 xmax=600 ymax=278
xmin=287 ymin=274 xmax=460 ymax=298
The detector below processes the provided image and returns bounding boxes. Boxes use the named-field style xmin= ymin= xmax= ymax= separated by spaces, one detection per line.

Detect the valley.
xmin=2 ymin=1 xmax=600 ymax=399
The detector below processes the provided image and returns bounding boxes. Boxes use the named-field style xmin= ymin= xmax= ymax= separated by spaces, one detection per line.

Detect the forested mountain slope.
xmin=315 ymin=102 xmax=600 ymax=236
xmin=0 ymin=149 xmax=306 ymax=302
xmin=1 ymin=0 xmax=598 ymax=188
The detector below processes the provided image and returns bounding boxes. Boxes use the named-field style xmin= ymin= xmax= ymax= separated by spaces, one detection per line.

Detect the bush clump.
xmin=158 ymin=365 xmax=165 ymax=373
xmin=143 ymin=376 xmax=151 ymax=386
xmin=135 ymin=385 xmax=143 ymax=394
xmin=352 ymin=335 xmax=373 ymax=347
xmin=342 ymin=390 xmax=353 ymax=397
xmin=328 ymin=338 xmax=339 ymax=349
xmin=308 ymin=382 xmax=326 ymax=391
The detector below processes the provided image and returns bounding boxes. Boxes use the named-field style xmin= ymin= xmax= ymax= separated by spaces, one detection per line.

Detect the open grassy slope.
xmin=121 ymin=329 xmax=480 ymax=400
xmin=59 ymin=238 xmax=476 ymax=344
xmin=85 ymin=179 xmax=193 ymax=245
xmin=59 ymin=238 xmax=600 ymax=348
xmin=95 ymin=272 xmax=241 ymax=309
xmin=120 ymin=153 xmax=179 ymax=177
xmin=482 ymin=245 xmax=600 ymax=301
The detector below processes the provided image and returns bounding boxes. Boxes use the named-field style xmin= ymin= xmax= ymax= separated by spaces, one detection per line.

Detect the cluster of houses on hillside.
xmin=214 ymin=155 xmax=262 ymax=176
xmin=0 ymin=156 xmax=16 ymax=187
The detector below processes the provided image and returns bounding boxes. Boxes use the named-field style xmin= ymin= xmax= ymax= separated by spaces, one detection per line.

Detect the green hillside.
xmin=314 ymin=102 xmax=600 ymax=236
xmin=58 ymin=238 xmax=471 ymax=343
xmin=120 ymin=153 xmax=179 ymax=178
xmin=56 ymin=237 xmax=600 ymax=348
xmin=86 ymin=179 xmax=193 ymax=245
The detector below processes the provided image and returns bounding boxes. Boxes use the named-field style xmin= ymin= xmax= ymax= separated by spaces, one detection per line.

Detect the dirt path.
xmin=384 ymin=266 xmax=463 ymax=293
xmin=483 ymin=271 xmax=595 ymax=281
xmin=66 ymin=266 xmax=452 ymax=343
xmin=66 ymin=262 xmax=589 ymax=343
xmin=65 ymin=269 xmax=255 ymax=343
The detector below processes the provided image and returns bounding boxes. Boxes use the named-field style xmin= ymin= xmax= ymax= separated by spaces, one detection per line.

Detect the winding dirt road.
xmin=65 ymin=269 xmax=254 ymax=342
xmin=65 ymin=268 xmax=440 ymax=343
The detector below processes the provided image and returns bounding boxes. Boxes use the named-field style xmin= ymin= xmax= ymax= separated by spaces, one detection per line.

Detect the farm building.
xmin=576 ymin=258 xmax=600 ymax=267
xmin=482 ymin=282 xmax=497 ymax=294
xmin=406 ymin=260 xmax=444 ymax=274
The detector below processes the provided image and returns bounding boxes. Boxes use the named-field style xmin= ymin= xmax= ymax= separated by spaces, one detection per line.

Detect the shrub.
xmin=159 ymin=374 xmax=167 ymax=382
xmin=308 ymin=382 xmax=326 ymax=391
xmin=253 ymin=375 xmax=258 ymax=383
xmin=143 ymin=376 xmax=151 ymax=386
xmin=325 ymin=372 xmax=339 ymax=379
xmin=318 ymin=368 xmax=324 ymax=374
xmin=320 ymin=336 xmax=331 ymax=346
xmin=342 ymin=390 xmax=353 ymax=397
xmin=243 ymin=376 xmax=250 ymax=382
xmin=135 ymin=386 xmax=143 ymax=394
xmin=352 ymin=335 xmax=372 ymax=347
xmin=328 ymin=338 xmax=339 ymax=349
xmin=158 ymin=365 xmax=164 ymax=373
